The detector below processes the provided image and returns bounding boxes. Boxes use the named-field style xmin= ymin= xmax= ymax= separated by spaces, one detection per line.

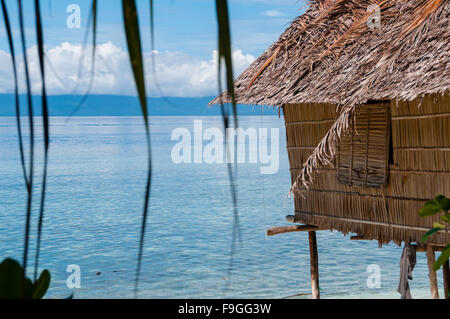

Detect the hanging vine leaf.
xmin=435 ymin=194 xmax=450 ymax=211
xmin=215 ymin=0 xmax=242 ymax=290
xmin=122 ymin=0 xmax=152 ymax=298
xmin=419 ymin=199 xmax=442 ymax=217
xmin=433 ymin=245 xmax=450 ymax=271
xmin=422 ymin=227 xmax=440 ymax=243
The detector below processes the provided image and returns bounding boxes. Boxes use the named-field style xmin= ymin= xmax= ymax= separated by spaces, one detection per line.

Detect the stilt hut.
xmin=211 ymin=0 xmax=450 ymax=298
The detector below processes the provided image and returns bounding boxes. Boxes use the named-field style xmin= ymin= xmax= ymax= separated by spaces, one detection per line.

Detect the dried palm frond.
xmin=247 ymin=47 xmax=280 ymax=88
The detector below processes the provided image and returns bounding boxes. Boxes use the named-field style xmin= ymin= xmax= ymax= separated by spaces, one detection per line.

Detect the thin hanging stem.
xmin=33 ymin=0 xmax=50 ymax=281
xmin=17 ymin=0 xmax=35 ymax=285
xmin=215 ymin=0 xmax=242 ymax=292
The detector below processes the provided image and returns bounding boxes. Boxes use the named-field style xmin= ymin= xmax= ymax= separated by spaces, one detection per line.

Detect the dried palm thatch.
xmin=210 ymin=0 xmax=449 ymax=192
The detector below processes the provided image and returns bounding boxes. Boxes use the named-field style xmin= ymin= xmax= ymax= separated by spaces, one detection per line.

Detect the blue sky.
xmin=0 ymin=0 xmax=305 ymax=96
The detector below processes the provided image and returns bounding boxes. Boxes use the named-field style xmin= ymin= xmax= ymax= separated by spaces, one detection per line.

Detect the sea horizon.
xmin=0 ymin=94 xmax=280 ymax=117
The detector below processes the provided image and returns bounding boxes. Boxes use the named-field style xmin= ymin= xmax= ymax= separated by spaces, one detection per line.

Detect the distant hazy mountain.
xmin=0 ymin=95 xmax=278 ymax=116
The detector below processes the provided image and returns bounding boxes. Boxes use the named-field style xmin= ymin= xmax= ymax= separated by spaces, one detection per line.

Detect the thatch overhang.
xmin=210 ymin=0 xmax=449 ymax=193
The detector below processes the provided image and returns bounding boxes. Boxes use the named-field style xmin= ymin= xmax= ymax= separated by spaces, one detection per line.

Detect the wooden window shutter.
xmin=336 ymin=102 xmax=391 ymax=188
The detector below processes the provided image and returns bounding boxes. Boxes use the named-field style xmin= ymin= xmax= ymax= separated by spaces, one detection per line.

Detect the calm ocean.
xmin=0 ymin=116 xmax=445 ymax=299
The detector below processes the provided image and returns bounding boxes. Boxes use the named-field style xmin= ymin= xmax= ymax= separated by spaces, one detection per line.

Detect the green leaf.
xmin=419 ymin=200 xmax=442 ymax=217
xmin=0 ymin=258 xmax=49 ymax=299
xmin=435 ymin=194 xmax=450 ymax=211
xmin=215 ymin=0 xmax=237 ymax=125
xmin=433 ymin=245 xmax=450 ymax=271
xmin=0 ymin=258 xmax=51 ymax=299
xmin=432 ymin=222 xmax=446 ymax=230
xmin=421 ymin=227 xmax=440 ymax=243
xmin=149 ymin=0 xmax=154 ymax=50
xmin=122 ymin=0 xmax=148 ymax=126
xmin=32 ymin=269 xmax=50 ymax=299
xmin=440 ymin=213 xmax=450 ymax=223
xmin=0 ymin=258 xmax=24 ymax=299
xmin=23 ymin=278 xmax=34 ymax=299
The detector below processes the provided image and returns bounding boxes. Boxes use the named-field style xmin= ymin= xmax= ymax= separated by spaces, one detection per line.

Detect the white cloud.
xmin=0 ymin=42 xmax=256 ymax=97
xmin=262 ymin=10 xmax=284 ymax=17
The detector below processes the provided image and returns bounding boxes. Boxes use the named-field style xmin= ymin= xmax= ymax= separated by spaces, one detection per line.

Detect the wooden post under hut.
xmin=443 ymin=260 xmax=450 ymax=300
xmin=309 ymin=231 xmax=320 ymax=299
xmin=426 ymin=245 xmax=440 ymax=299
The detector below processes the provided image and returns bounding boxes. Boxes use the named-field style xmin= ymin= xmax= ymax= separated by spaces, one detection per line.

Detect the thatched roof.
xmin=211 ymin=0 xmax=449 ymax=193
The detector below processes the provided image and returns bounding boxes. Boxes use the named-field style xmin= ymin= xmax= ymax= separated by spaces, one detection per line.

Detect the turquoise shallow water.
xmin=0 ymin=116 xmax=446 ymax=299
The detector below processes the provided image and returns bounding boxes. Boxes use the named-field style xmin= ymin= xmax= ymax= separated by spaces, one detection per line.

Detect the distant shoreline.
xmin=0 ymin=94 xmax=280 ymax=117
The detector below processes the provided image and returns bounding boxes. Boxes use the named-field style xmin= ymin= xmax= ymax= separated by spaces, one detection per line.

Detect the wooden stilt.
xmin=443 ymin=260 xmax=450 ymax=300
xmin=308 ymin=231 xmax=320 ymax=299
xmin=426 ymin=246 xmax=440 ymax=299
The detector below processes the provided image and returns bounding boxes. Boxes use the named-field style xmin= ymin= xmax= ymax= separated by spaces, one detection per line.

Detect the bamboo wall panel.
xmin=391 ymin=116 xmax=450 ymax=148
xmin=284 ymin=93 xmax=450 ymax=245
xmin=391 ymin=94 xmax=450 ymax=117
xmin=286 ymin=123 xmax=333 ymax=148
xmin=392 ymin=150 xmax=450 ymax=172
xmin=284 ymin=102 xmax=338 ymax=122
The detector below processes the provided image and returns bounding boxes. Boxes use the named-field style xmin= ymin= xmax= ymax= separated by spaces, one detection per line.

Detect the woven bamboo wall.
xmin=284 ymin=94 xmax=450 ymax=245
